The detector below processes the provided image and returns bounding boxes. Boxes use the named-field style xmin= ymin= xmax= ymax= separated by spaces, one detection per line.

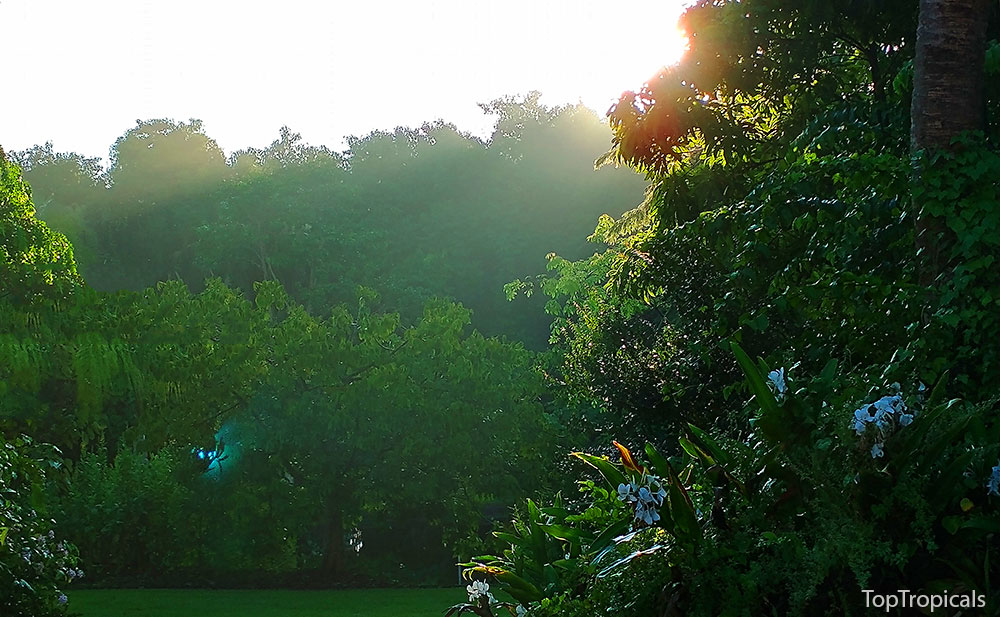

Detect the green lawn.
xmin=69 ymin=588 xmax=463 ymax=617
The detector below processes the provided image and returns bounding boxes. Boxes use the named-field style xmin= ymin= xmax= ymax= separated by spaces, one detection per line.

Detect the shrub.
xmin=0 ymin=434 xmax=82 ymax=617
xmin=453 ymin=346 xmax=1000 ymax=616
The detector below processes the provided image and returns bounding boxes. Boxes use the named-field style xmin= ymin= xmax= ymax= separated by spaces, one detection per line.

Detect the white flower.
xmin=635 ymin=502 xmax=660 ymax=525
xmin=767 ymin=368 xmax=787 ymax=399
xmin=516 ymin=605 xmax=528 ymax=617
xmin=628 ymin=476 xmax=666 ymax=524
xmin=986 ymin=462 xmax=1000 ymax=497
xmin=876 ymin=395 xmax=906 ymax=415
xmin=637 ymin=486 xmax=652 ymax=503
xmin=467 ymin=579 xmax=494 ymax=603
xmin=853 ymin=408 xmax=870 ymax=435
xmin=852 ymin=392 xmax=913 ymax=441
xmin=641 ymin=478 xmax=667 ymax=507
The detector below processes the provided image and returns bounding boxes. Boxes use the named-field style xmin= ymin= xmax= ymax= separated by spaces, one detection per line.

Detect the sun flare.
xmin=577 ymin=26 xmax=690 ymax=114
xmin=2 ymin=0 xmax=692 ymax=159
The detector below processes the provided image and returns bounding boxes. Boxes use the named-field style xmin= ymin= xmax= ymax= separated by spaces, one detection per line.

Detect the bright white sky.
xmin=1 ymin=0 xmax=688 ymax=164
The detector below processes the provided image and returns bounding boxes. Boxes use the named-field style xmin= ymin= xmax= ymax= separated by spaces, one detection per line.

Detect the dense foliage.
xmin=14 ymin=98 xmax=646 ymax=347
xmin=474 ymin=1 xmax=1000 ymax=616
xmin=0 ymin=146 xmax=82 ymax=306
xmin=0 ymin=139 xmax=571 ymax=590
xmin=1 ymin=275 xmax=559 ymax=585
xmin=0 ymin=435 xmax=82 ymax=617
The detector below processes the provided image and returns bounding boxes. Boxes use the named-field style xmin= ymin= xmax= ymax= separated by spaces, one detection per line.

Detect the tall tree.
xmin=911 ymin=0 xmax=990 ymax=149
xmin=910 ymin=0 xmax=991 ymax=279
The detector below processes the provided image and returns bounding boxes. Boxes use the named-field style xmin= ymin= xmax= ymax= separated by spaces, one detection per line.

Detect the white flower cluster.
xmin=767 ymin=368 xmax=787 ymax=401
xmin=987 ymin=462 xmax=1000 ymax=497
xmin=852 ymin=386 xmax=915 ymax=458
xmin=467 ymin=579 xmax=495 ymax=604
xmin=617 ymin=477 xmax=668 ymax=525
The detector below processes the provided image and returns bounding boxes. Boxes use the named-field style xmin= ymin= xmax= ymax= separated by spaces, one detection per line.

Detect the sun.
xmin=580 ymin=25 xmax=690 ymax=113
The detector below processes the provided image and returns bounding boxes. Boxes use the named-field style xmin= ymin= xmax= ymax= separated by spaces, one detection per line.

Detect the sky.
xmin=1 ymin=0 xmax=688 ymax=164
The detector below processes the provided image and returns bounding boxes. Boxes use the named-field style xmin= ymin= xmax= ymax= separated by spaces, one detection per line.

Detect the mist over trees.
xmin=14 ymin=95 xmax=646 ymax=348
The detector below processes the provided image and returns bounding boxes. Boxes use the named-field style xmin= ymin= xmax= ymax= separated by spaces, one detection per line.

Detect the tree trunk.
xmin=911 ymin=0 xmax=989 ymax=149
xmin=321 ymin=503 xmax=345 ymax=579
xmin=910 ymin=0 xmax=989 ymax=280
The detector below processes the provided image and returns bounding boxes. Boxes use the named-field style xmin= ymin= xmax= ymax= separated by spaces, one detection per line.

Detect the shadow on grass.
xmin=69 ymin=588 xmax=463 ymax=617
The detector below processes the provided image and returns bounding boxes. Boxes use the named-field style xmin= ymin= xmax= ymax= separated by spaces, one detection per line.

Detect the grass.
xmin=69 ymin=588 xmax=464 ymax=617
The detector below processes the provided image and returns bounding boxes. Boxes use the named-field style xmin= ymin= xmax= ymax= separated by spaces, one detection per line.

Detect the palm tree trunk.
xmin=910 ymin=0 xmax=990 ymax=281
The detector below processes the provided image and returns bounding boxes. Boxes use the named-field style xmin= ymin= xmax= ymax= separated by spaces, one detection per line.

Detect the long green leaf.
xmin=731 ymin=341 xmax=783 ymax=442
xmin=572 ymin=452 xmax=627 ymax=490
xmin=540 ymin=524 xmax=592 ymax=545
xmin=596 ymin=545 xmax=666 ymax=578
xmin=686 ymin=424 xmax=732 ymax=466
xmin=819 ymin=357 xmax=838 ymax=382
xmin=588 ymin=518 xmax=632 ymax=555
xmin=644 ymin=442 xmax=673 ymax=480
xmin=927 ymin=370 xmax=949 ymax=407
xmin=668 ymin=483 xmax=700 ymax=543
xmin=526 ymin=500 xmax=550 ymax=569
xmin=470 ymin=567 xmax=544 ymax=604
xmin=494 ymin=532 xmax=528 ymax=548
xmin=679 ymin=436 xmax=715 ymax=465
xmin=656 ymin=450 xmax=695 ymax=512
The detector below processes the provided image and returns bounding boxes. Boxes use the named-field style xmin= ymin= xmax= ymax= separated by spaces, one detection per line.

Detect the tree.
xmin=911 ymin=0 xmax=990 ymax=150
xmin=910 ymin=0 xmax=991 ymax=279
xmin=106 ymin=118 xmax=230 ymax=206
xmin=0 ymin=146 xmax=83 ymax=305
xmin=605 ymin=0 xmax=916 ymax=175
xmin=13 ymin=144 xmax=105 ymax=272
xmin=230 ymin=284 xmax=555 ymax=580
xmin=88 ymin=119 xmax=233 ymax=288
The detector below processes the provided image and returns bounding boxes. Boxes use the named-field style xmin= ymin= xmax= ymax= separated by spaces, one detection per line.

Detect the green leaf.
xmin=572 ymin=452 xmax=627 ymax=490
xmin=927 ymin=370 xmax=950 ymax=407
xmin=819 ymin=358 xmax=838 ymax=382
xmin=494 ymin=532 xmax=528 ymax=548
xmin=730 ymin=342 xmax=783 ymax=442
xmin=596 ymin=545 xmax=666 ymax=578
xmin=525 ymin=499 xmax=550 ymax=569
xmin=960 ymin=516 xmax=1000 ymax=534
xmin=588 ymin=518 xmax=632 ymax=555
xmin=942 ymin=516 xmax=962 ymax=535
xmin=540 ymin=524 xmax=591 ymax=545
xmin=470 ymin=567 xmax=543 ymax=604
xmin=643 ymin=442 xmax=673 ymax=480
xmin=678 ymin=436 xmax=702 ymax=461
xmin=686 ymin=423 xmax=733 ymax=466
xmin=667 ymin=483 xmax=700 ymax=543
